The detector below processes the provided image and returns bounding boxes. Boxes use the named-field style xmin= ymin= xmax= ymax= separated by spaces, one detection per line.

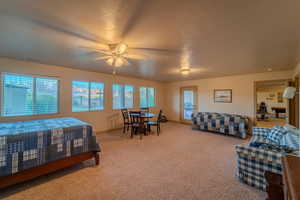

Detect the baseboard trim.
xmin=95 ymin=127 xmax=123 ymax=135
xmin=168 ymin=120 xmax=193 ymax=125
xmin=168 ymin=120 xmax=181 ymax=123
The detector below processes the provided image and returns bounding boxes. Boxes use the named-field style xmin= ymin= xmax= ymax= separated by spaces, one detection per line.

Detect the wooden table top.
xmin=282 ymin=155 xmax=300 ymax=200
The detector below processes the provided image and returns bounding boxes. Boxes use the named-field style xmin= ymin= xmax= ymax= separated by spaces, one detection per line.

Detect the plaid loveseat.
xmin=236 ymin=127 xmax=299 ymax=190
xmin=191 ymin=112 xmax=249 ymax=139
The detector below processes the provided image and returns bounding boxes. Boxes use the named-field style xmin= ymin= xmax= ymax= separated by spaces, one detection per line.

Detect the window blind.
xmin=140 ymin=87 xmax=155 ymax=108
xmin=72 ymin=81 xmax=104 ymax=112
xmin=2 ymin=74 xmax=58 ymax=116
xmin=112 ymin=84 xmax=134 ymax=109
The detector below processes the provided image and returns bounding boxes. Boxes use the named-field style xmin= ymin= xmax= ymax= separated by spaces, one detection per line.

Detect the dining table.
xmin=129 ymin=112 xmax=155 ymax=135
xmin=129 ymin=112 xmax=155 ymax=118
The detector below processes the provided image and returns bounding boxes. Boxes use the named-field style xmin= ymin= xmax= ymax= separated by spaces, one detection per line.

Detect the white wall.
xmin=0 ymin=57 xmax=295 ymax=130
xmin=0 ymin=58 xmax=165 ymax=132
xmin=164 ymin=71 xmax=293 ymax=122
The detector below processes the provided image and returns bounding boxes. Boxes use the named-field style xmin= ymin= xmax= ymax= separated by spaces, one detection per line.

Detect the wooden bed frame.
xmin=0 ymin=151 xmax=100 ymax=189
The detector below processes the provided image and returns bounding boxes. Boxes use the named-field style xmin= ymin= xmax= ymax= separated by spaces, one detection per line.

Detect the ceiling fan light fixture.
xmin=106 ymin=57 xmax=115 ymax=66
xmin=114 ymin=57 xmax=124 ymax=67
xmin=115 ymin=43 xmax=128 ymax=55
xmin=180 ymin=67 xmax=191 ymax=75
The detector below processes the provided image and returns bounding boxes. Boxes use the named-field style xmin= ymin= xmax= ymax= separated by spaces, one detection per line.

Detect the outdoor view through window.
xmin=140 ymin=87 xmax=155 ymax=108
xmin=72 ymin=81 xmax=104 ymax=112
xmin=2 ymin=74 xmax=58 ymax=116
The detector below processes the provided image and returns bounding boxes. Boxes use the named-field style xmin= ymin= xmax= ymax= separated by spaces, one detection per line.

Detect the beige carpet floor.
xmin=0 ymin=122 xmax=265 ymax=200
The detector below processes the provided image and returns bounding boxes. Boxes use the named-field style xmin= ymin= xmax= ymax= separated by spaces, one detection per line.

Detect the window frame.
xmin=72 ymin=80 xmax=105 ymax=112
xmin=139 ymin=87 xmax=156 ymax=108
xmin=112 ymin=84 xmax=134 ymax=110
xmin=1 ymin=72 xmax=60 ymax=117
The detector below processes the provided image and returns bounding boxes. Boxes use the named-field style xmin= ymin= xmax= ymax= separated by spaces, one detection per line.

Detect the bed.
xmin=0 ymin=117 xmax=100 ymax=188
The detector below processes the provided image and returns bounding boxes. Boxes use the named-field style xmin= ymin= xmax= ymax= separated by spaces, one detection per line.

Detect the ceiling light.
xmin=115 ymin=43 xmax=128 ymax=55
xmin=114 ymin=57 xmax=124 ymax=67
xmin=180 ymin=68 xmax=191 ymax=75
xmin=106 ymin=57 xmax=114 ymax=66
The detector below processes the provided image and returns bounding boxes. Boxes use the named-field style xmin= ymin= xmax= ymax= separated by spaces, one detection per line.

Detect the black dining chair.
xmin=147 ymin=110 xmax=163 ymax=136
xmin=140 ymin=107 xmax=149 ymax=113
xmin=129 ymin=111 xmax=146 ymax=139
xmin=140 ymin=107 xmax=150 ymax=123
xmin=121 ymin=109 xmax=131 ymax=133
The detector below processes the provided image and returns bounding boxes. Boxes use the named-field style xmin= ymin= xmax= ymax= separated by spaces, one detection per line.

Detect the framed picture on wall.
xmin=214 ymin=89 xmax=232 ymax=103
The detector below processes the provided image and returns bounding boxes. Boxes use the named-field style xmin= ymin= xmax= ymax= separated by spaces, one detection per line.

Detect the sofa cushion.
xmin=252 ymin=127 xmax=271 ymax=138
xmin=267 ymin=125 xmax=288 ymax=144
xmin=259 ymin=143 xmax=288 ymax=153
xmin=249 ymin=135 xmax=277 ymax=148
xmin=250 ymin=126 xmax=295 ymax=153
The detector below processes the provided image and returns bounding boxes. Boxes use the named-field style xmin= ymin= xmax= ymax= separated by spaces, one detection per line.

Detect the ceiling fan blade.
xmin=123 ymin=54 xmax=147 ymax=60
xmin=95 ymin=56 xmax=112 ymax=60
xmin=130 ymin=47 xmax=181 ymax=54
xmin=91 ymin=49 xmax=111 ymax=54
xmin=79 ymin=46 xmax=110 ymax=53
xmin=119 ymin=1 xmax=149 ymax=38
xmin=123 ymin=58 xmax=130 ymax=66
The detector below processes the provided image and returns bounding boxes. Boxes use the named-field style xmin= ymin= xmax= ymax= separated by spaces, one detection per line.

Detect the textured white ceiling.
xmin=0 ymin=0 xmax=300 ymax=82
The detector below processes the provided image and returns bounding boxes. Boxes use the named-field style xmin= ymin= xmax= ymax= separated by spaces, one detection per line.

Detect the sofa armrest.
xmin=236 ymin=144 xmax=283 ymax=176
xmin=236 ymin=145 xmax=283 ymax=165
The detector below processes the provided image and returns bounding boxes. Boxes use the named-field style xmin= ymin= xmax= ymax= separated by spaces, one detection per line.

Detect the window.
xmin=72 ymin=81 xmax=104 ymax=112
xmin=140 ymin=87 xmax=155 ymax=108
xmin=112 ymin=84 xmax=134 ymax=109
xmin=2 ymin=73 xmax=58 ymax=116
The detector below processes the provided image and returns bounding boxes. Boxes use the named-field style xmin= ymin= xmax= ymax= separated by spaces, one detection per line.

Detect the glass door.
xmin=180 ymin=87 xmax=198 ymax=123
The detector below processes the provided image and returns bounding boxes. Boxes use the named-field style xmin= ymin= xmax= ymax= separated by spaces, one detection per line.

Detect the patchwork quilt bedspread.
xmin=0 ymin=118 xmax=100 ymax=177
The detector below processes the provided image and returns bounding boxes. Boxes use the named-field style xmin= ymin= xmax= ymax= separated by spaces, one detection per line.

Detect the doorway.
xmin=180 ymin=86 xmax=198 ymax=123
xmin=254 ymin=80 xmax=290 ymax=128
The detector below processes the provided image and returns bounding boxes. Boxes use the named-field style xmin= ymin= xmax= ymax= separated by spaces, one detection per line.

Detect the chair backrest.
xmin=157 ymin=110 xmax=163 ymax=123
xmin=129 ymin=111 xmax=141 ymax=123
xmin=121 ymin=109 xmax=130 ymax=122
xmin=141 ymin=107 xmax=149 ymax=113
xmin=129 ymin=112 xmax=146 ymax=131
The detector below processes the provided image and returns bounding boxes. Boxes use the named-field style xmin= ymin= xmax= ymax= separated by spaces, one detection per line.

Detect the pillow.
xmin=280 ymin=132 xmax=300 ymax=152
xmin=284 ymin=124 xmax=300 ymax=136
xmin=249 ymin=135 xmax=277 ymax=148
xmin=267 ymin=125 xmax=288 ymax=144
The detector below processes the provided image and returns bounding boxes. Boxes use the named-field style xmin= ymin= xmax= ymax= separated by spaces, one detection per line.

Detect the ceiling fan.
xmin=83 ymin=42 xmax=180 ymax=69
xmin=87 ymin=43 xmax=151 ymax=68
xmin=93 ymin=43 xmax=130 ymax=67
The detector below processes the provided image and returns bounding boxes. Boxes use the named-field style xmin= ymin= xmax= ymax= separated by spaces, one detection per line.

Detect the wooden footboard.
xmin=0 ymin=151 xmax=100 ymax=189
